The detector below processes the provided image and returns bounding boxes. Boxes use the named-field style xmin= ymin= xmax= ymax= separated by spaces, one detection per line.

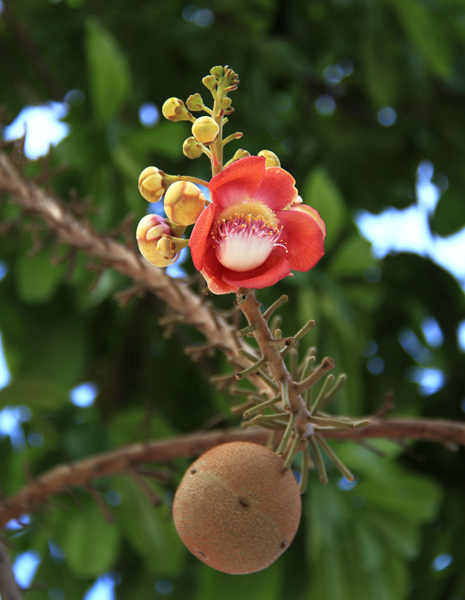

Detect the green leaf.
xmin=328 ymin=234 xmax=375 ymax=278
xmin=128 ymin=122 xmax=190 ymax=160
xmin=16 ymin=250 xmax=66 ymax=304
xmin=84 ymin=18 xmax=131 ymax=122
xmin=113 ymin=476 xmax=186 ymax=576
xmin=16 ymin=318 xmax=87 ymax=387
xmin=302 ymin=168 xmax=346 ymax=250
xmin=194 ymin=557 xmax=283 ymax=600
xmin=390 ymin=0 xmax=453 ymax=78
xmin=0 ymin=378 xmax=69 ymax=410
xmin=361 ymin=5 xmax=400 ymax=107
xmin=108 ymin=406 xmax=176 ymax=447
xmin=63 ymin=502 xmax=120 ymax=577
xmin=429 ymin=190 xmax=465 ymax=237
xmin=305 ymin=446 xmax=442 ymax=600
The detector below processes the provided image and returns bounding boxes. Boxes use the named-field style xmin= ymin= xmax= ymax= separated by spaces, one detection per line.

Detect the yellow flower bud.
xmin=164 ymin=181 xmax=206 ymax=226
xmin=138 ymin=167 xmax=166 ymax=203
xmin=162 ymin=97 xmax=193 ymax=122
xmin=258 ymin=150 xmax=281 ymax=168
xmin=136 ymin=214 xmax=179 ymax=267
xmin=224 ymin=149 xmax=250 ymax=168
xmin=183 ymin=136 xmax=204 ymax=160
xmin=192 ymin=116 xmax=219 ymax=145
xmin=156 ymin=235 xmax=177 ymax=259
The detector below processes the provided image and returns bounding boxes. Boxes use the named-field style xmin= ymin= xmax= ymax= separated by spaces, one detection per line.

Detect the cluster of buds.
xmin=136 ymin=67 xmax=244 ymax=268
xmin=159 ymin=67 xmax=242 ymax=167
xmin=136 ymin=167 xmax=206 ymax=267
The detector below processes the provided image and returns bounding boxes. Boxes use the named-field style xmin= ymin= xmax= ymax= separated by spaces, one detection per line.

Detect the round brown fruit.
xmin=172 ymin=441 xmax=301 ymax=574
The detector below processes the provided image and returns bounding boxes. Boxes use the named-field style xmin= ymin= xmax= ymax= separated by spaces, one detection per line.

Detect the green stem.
xmin=318 ymin=374 xmax=348 ymax=411
xmin=276 ymin=412 xmax=297 ymax=456
xmin=283 ymin=433 xmax=303 ymax=470
xmin=178 ymin=175 xmax=210 ymax=187
xmin=223 ymin=132 xmax=243 ymax=146
xmin=289 ymin=347 xmax=298 ymax=380
xmin=295 ymin=357 xmax=336 ymax=395
xmin=311 ymin=374 xmax=335 ymax=415
xmin=299 ymin=447 xmax=312 ymax=493
xmin=243 ymin=394 xmax=282 ymax=418
xmin=315 ymin=433 xmax=355 ymax=481
xmin=280 ymin=319 xmax=315 ymax=358
xmin=254 ymin=413 xmax=288 ymax=423
xmin=268 ymin=337 xmax=293 ymax=347
xmin=308 ymin=415 xmax=355 ymax=429
xmin=238 ymin=347 xmax=260 ymax=362
xmin=236 ymin=323 xmax=257 ymax=338
xmin=279 ymin=378 xmax=291 ymax=411
xmin=262 ymin=295 xmax=288 ymax=321
xmin=257 ymin=370 xmax=279 ymax=393
xmin=236 ymin=356 xmax=268 ymax=380
xmin=309 ymin=436 xmax=328 ymax=485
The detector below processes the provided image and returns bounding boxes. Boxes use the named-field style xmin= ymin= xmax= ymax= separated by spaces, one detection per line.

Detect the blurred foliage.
xmin=1 ymin=0 xmax=465 ymax=599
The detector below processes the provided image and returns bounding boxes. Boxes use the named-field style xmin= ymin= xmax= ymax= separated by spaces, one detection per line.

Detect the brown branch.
xmin=236 ymin=288 xmax=312 ymax=435
xmin=0 ymin=543 xmax=23 ymax=600
xmin=0 ymin=151 xmax=267 ymax=389
xmin=1 ymin=418 xmax=464 ymax=531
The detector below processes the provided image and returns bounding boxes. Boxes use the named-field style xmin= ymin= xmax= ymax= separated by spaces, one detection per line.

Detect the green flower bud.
xmin=192 ymin=116 xmax=219 ymax=145
xmin=210 ymin=66 xmax=224 ymax=79
xmin=162 ymin=97 xmax=193 ymax=122
xmin=202 ymin=75 xmax=216 ymax=91
xmin=164 ymin=181 xmax=206 ymax=226
xmin=258 ymin=150 xmax=281 ymax=168
xmin=186 ymin=93 xmax=205 ymax=112
xmin=219 ymin=97 xmax=233 ymax=111
xmin=183 ymin=136 xmax=204 ymax=159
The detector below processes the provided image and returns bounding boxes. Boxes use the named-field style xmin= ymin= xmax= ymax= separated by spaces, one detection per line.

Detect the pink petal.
xmin=276 ymin=209 xmax=325 ymax=271
xmin=209 ymin=156 xmax=266 ymax=209
xmin=221 ymin=252 xmax=291 ymax=289
xmin=252 ymin=167 xmax=298 ymax=211
xmin=201 ymin=266 xmax=238 ymax=295
xmin=189 ymin=203 xmax=219 ymax=271
xmin=291 ymin=204 xmax=326 ymax=238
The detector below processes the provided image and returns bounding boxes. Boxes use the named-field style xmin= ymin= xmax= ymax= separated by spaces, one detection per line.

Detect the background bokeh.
xmin=1 ymin=1 xmax=465 ymax=599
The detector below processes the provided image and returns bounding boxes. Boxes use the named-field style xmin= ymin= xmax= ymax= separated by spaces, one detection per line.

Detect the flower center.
xmin=212 ymin=201 xmax=285 ymax=272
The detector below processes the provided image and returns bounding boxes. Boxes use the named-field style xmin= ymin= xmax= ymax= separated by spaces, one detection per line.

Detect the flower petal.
xmin=291 ymin=204 xmax=326 ymax=238
xmin=201 ymin=265 xmax=238 ymax=295
xmin=220 ymin=252 xmax=291 ymax=289
xmin=209 ymin=156 xmax=266 ymax=209
xmin=252 ymin=167 xmax=298 ymax=211
xmin=189 ymin=203 xmax=219 ymax=271
xmin=276 ymin=209 xmax=325 ymax=271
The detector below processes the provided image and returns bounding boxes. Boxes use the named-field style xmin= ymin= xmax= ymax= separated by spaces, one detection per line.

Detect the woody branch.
xmin=0 ymin=418 xmax=464 ymax=531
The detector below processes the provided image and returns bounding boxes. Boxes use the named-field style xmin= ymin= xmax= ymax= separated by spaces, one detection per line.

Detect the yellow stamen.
xmin=218 ymin=200 xmax=279 ymax=229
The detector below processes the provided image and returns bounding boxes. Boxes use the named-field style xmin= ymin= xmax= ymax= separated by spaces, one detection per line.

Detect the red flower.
xmin=189 ymin=156 xmax=325 ymax=294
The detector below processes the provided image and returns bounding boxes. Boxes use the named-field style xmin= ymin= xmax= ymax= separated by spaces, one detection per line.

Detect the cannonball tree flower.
xmin=189 ymin=156 xmax=325 ymax=294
